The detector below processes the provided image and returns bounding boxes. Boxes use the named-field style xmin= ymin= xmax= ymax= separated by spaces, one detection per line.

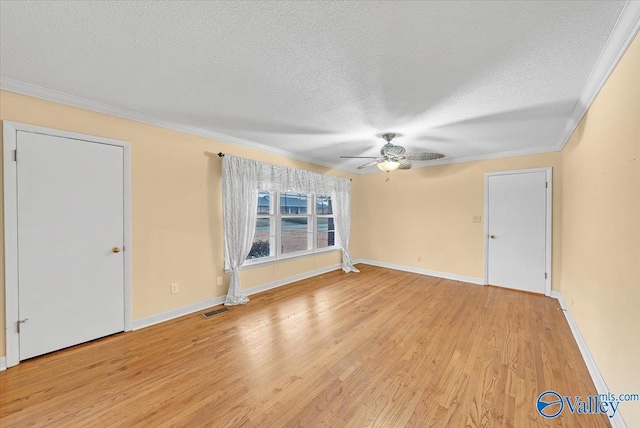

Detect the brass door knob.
xmin=112 ymin=247 xmax=121 ymax=253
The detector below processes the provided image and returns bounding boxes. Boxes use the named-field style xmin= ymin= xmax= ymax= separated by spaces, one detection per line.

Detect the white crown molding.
xmin=550 ymin=291 xmax=627 ymax=428
xmin=4 ymin=0 xmax=638 ymax=175
xmin=355 ymin=259 xmax=484 ymax=285
xmin=0 ymin=78 xmax=565 ymax=174
xmin=0 ymin=77 xmax=344 ymax=172
xmin=417 ymin=145 xmax=561 ymax=167
xmin=132 ymin=263 xmax=342 ymax=330
xmin=355 ymin=2 xmax=640 ymax=176
xmin=556 ymin=0 xmax=640 ymax=151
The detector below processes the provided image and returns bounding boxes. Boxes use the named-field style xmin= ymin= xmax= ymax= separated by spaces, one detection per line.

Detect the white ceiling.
xmin=0 ymin=1 xmax=635 ymax=172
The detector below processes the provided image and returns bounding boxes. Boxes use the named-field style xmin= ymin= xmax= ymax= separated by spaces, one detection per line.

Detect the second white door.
xmin=486 ymin=169 xmax=549 ymax=294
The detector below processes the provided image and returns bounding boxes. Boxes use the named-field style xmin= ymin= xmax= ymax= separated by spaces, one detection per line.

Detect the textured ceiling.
xmin=0 ymin=1 xmax=629 ymax=172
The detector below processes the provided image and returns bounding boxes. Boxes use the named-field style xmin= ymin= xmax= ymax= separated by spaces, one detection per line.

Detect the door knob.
xmin=112 ymin=247 xmax=121 ymax=253
xmin=490 ymin=235 xmax=496 ymax=239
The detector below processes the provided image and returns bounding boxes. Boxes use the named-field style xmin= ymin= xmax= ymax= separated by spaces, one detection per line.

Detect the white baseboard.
xmin=550 ymin=291 xmax=626 ymax=428
xmin=132 ymin=295 xmax=227 ymax=330
xmin=241 ymin=263 xmax=343 ymax=297
xmin=355 ymin=259 xmax=484 ymax=285
xmin=0 ymin=356 xmax=6 ymax=371
xmin=132 ymin=263 xmax=342 ymax=330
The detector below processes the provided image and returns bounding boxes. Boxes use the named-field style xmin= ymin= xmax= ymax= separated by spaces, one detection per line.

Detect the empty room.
xmin=0 ymin=1 xmax=639 ymax=427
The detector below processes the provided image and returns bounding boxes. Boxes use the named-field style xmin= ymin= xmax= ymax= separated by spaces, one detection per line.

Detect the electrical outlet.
xmin=217 ymin=276 xmax=223 ymax=286
xmin=472 ymin=215 xmax=482 ymax=223
xmin=170 ymin=283 xmax=179 ymax=294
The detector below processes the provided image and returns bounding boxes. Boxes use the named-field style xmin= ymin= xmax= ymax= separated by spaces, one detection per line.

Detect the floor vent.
xmin=203 ymin=307 xmax=229 ymax=318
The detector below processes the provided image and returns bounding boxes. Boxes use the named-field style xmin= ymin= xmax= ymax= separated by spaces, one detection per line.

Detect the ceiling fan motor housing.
xmin=382 ymin=133 xmax=396 ymax=142
xmin=381 ymin=143 xmax=406 ymax=157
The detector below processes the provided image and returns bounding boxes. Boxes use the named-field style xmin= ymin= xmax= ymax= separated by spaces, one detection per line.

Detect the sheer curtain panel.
xmin=221 ymin=155 xmax=358 ymax=305
xmin=222 ymin=156 xmax=258 ymax=305
xmin=331 ymin=179 xmax=359 ymax=273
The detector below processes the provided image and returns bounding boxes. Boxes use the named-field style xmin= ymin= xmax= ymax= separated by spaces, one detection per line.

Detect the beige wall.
xmin=0 ymin=90 xmax=354 ymax=356
xmin=558 ymin=34 xmax=640 ymax=426
xmin=352 ymin=152 xmax=562 ymax=281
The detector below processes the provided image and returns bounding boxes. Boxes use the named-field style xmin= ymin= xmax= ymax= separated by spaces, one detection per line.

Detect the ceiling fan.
xmin=340 ymin=133 xmax=445 ymax=172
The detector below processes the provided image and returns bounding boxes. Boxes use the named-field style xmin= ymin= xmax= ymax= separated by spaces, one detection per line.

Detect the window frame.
xmin=248 ymin=191 xmax=277 ymax=264
xmin=279 ymin=191 xmax=313 ymax=256
xmin=315 ymin=195 xmax=336 ymax=250
xmin=242 ymin=191 xmax=339 ymax=268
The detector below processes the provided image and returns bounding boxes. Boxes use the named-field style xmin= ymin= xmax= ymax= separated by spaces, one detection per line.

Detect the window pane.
xmin=317 ymin=217 xmax=335 ymax=248
xmin=280 ymin=192 xmax=309 ymax=215
xmin=316 ymin=195 xmax=333 ymax=215
xmin=281 ymin=217 xmax=310 ymax=254
xmin=258 ymin=191 xmax=271 ymax=214
xmin=248 ymin=217 xmax=273 ymax=259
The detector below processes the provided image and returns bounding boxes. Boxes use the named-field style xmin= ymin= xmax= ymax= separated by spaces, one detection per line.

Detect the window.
xmin=316 ymin=195 xmax=335 ymax=249
xmin=280 ymin=192 xmax=311 ymax=254
xmin=248 ymin=191 xmax=275 ymax=260
xmin=246 ymin=191 xmax=337 ymax=264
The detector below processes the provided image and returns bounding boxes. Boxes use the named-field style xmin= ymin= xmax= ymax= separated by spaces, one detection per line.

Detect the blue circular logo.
xmin=537 ymin=391 xmax=564 ymax=418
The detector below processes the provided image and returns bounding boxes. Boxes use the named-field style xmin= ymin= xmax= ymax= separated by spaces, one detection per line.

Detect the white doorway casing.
xmin=3 ymin=122 xmax=132 ymax=367
xmin=484 ymin=168 xmax=552 ymax=295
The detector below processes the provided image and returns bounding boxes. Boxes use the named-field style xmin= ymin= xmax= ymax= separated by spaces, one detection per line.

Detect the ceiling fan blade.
xmin=398 ymin=160 xmax=412 ymax=170
xmin=340 ymin=156 xmax=379 ymax=159
xmin=405 ymin=152 xmax=445 ymax=161
xmin=357 ymin=159 xmax=382 ymax=169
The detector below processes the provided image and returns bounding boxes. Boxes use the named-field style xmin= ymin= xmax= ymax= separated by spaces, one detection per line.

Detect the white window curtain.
xmin=221 ymin=156 xmax=257 ymax=306
xmin=221 ymin=155 xmax=359 ymax=305
xmin=330 ymin=179 xmax=359 ymax=273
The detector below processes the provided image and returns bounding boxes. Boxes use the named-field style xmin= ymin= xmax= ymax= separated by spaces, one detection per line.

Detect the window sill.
xmin=224 ymin=246 xmax=341 ymax=273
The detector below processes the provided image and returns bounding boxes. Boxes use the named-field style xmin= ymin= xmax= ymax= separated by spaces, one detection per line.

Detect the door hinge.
xmin=545 ymin=181 xmax=548 ymax=188
xmin=545 ymin=272 xmax=548 ymax=279
xmin=14 ymin=150 xmax=17 ymax=162
xmin=17 ymin=318 xmax=28 ymax=333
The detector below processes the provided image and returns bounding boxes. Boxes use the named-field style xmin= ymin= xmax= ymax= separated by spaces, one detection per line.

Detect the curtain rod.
xmin=216 ymin=152 xmax=352 ymax=181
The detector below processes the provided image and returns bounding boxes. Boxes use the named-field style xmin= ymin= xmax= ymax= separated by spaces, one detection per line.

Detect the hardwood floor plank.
xmin=0 ymin=265 xmax=609 ymax=427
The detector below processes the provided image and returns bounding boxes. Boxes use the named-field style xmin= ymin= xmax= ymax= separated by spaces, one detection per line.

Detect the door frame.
xmin=3 ymin=121 xmax=132 ymax=368
xmin=483 ymin=167 xmax=552 ymax=296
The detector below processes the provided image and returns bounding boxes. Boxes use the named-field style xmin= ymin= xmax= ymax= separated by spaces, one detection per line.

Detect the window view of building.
xmin=280 ymin=192 xmax=309 ymax=214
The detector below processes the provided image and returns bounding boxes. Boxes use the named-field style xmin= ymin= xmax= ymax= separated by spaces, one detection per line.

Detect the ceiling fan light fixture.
xmin=377 ymin=160 xmax=400 ymax=172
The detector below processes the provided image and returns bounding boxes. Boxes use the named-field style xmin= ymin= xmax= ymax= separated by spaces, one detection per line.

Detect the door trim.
xmin=483 ymin=167 xmax=552 ymax=296
xmin=3 ymin=121 xmax=132 ymax=368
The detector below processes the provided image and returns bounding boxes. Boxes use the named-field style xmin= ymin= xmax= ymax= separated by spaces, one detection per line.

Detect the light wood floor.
xmin=0 ymin=265 xmax=609 ymax=427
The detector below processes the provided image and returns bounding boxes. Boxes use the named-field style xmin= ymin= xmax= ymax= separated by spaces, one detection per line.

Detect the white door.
xmin=486 ymin=169 xmax=550 ymax=294
xmin=16 ymin=130 xmax=125 ymax=360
